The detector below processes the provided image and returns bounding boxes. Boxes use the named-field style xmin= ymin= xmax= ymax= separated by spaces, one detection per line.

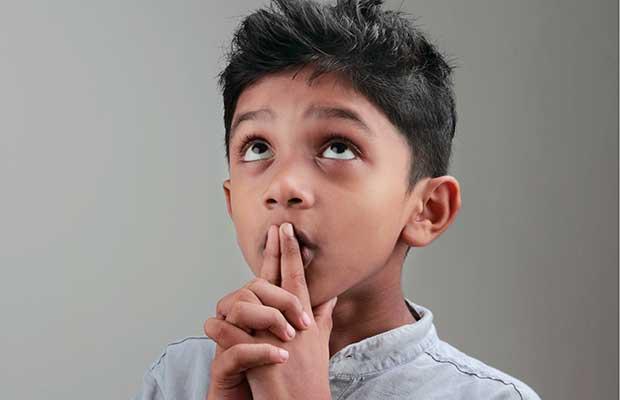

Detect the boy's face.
xmin=223 ymin=67 xmax=421 ymax=307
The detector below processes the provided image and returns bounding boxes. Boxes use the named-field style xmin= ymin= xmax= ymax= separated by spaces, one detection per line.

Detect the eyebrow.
xmin=229 ymin=104 xmax=375 ymax=142
xmin=231 ymin=108 xmax=275 ymax=139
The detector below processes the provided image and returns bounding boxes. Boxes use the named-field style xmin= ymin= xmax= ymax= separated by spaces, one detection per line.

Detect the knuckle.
xmin=263 ymin=244 xmax=279 ymax=258
xmin=283 ymin=239 xmax=298 ymax=255
xmin=204 ymin=318 xmax=222 ymax=340
xmin=230 ymin=290 xmax=244 ymax=303
xmin=289 ymin=292 xmax=304 ymax=313
xmin=238 ymin=287 xmax=257 ymax=303
xmin=283 ymin=292 xmax=304 ymax=319
xmin=215 ymin=299 xmax=226 ymax=318
xmin=269 ymin=306 xmax=287 ymax=327
xmin=285 ymin=269 xmax=306 ymax=283
xmin=254 ymin=276 xmax=268 ymax=286
xmin=210 ymin=359 xmax=223 ymax=379
xmin=266 ymin=345 xmax=279 ymax=360
xmin=245 ymin=277 xmax=263 ymax=290
xmin=227 ymin=345 xmax=240 ymax=365
xmin=254 ymin=343 xmax=271 ymax=359
xmin=214 ymin=323 xmax=226 ymax=341
xmin=263 ymin=273 xmax=280 ymax=286
xmin=229 ymin=301 xmax=245 ymax=319
xmin=243 ymin=281 xmax=256 ymax=293
xmin=229 ymin=343 xmax=253 ymax=366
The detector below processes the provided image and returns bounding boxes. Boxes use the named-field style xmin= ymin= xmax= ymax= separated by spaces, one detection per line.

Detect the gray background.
xmin=0 ymin=0 xmax=617 ymax=399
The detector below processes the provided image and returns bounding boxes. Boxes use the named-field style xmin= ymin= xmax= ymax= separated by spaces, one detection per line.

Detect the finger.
xmin=226 ymin=301 xmax=297 ymax=342
xmin=259 ymin=224 xmax=281 ymax=286
xmin=204 ymin=317 xmax=256 ymax=350
xmin=215 ymin=287 xmax=261 ymax=327
xmin=218 ymin=343 xmax=289 ymax=374
xmin=216 ymin=278 xmax=309 ymax=331
xmin=279 ymin=223 xmax=311 ymax=313
xmin=211 ymin=343 xmax=288 ymax=389
xmin=245 ymin=277 xmax=311 ymax=330
xmin=313 ymin=296 xmax=338 ymax=335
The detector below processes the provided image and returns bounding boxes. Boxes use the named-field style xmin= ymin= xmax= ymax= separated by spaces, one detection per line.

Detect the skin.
xmin=205 ymin=223 xmax=337 ymax=399
xmin=223 ymin=65 xmax=462 ymax=357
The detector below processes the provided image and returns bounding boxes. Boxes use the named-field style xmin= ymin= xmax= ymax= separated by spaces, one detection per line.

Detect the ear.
xmin=400 ymin=176 xmax=462 ymax=248
xmin=223 ymin=179 xmax=233 ymax=219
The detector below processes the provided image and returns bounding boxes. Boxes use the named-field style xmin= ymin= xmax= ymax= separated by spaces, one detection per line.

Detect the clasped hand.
xmin=204 ymin=223 xmax=337 ymax=400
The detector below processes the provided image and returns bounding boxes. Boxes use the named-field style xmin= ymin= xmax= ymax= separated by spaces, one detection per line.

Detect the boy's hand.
xmin=205 ymin=340 xmax=286 ymax=400
xmin=204 ymin=224 xmax=313 ymax=400
xmin=245 ymin=223 xmax=338 ymax=400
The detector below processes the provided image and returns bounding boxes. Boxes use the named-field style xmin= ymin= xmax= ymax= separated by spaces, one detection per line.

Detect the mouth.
xmin=299 ymin=243 xmax=315 ymax=269
xmin=263 ymin=225 xmax=317 ymax=269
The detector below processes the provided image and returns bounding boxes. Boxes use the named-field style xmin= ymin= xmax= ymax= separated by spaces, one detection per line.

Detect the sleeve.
xmin=131 ymin=368 xmax=165 ymax=400
xmin=130 ymin=337 xmax=216 ymax=400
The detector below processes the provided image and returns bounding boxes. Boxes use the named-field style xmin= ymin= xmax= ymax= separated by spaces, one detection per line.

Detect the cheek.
xmin=230 ymin=213 xmax=262 ymax=275
xmin=238 ymin=241 xmax=264 ymax=278
xmin=309 ymin=195 xmax=402 ymax=278
xmin=335 ymin=188 xmax=403 ymax=256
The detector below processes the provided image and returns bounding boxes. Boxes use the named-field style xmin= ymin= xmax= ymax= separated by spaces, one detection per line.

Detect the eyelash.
xmin=235 ymin=132 xmax=361 ymax=160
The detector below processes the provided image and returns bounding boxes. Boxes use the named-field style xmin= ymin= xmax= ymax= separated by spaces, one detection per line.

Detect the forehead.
xmin=238 ymin=67 xmax=359 ymax=105
xmin=231 ymin=68 xmax=392 ymax=140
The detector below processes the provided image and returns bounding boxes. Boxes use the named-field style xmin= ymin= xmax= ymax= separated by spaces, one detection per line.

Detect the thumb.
xmin=313 ymin=296 xmax=338 ymax=332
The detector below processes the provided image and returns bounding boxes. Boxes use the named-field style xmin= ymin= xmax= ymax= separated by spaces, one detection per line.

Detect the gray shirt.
xmin=132 ymin=298 xmax=541 ymax=399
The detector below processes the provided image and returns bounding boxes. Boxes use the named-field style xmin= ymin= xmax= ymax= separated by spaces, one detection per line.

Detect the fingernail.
xmin=301 ymin=311 xmax=311 ymax=328
xmin=282 ymin=223 xmax=294 ymax=238
xmin=286 ymin=323 xmax=296 ymax=339
xmin=278 ymin=348 xmax=289 ymax=361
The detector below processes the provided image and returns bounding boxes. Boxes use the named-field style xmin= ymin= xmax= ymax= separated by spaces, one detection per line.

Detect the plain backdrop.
xmin=0 ymin=1 xmax=617 ymax=399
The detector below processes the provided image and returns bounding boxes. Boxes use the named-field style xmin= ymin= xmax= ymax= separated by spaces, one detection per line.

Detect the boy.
xmin=133 ymin=0 xmax=541 ymax=399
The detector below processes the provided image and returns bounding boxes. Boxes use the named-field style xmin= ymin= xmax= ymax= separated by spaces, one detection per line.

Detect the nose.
xmin=263 ymin=160 xmax=315 ymax=210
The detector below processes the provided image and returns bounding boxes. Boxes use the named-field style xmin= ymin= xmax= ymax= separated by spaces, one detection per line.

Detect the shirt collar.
xmin=328 ymin=297 xmax=439 ymax=379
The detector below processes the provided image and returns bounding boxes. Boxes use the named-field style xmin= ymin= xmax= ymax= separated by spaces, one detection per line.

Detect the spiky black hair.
xmin=219 ymin=0 xmax=458 ymax=193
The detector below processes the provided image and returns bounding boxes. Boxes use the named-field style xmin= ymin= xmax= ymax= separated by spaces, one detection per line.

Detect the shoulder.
xmin=421 ymin=339 xmax=541 ymax=400
xmin=139 ymin=336 xmax=216 ymax=400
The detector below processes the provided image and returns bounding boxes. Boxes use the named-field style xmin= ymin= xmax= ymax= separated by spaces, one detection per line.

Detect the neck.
xmin=328 ymin=245 xmax=417 ymax=358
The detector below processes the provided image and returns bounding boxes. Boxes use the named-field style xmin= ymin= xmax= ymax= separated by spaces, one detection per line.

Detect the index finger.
xmin=259 ymin=225 xmax=281 ymax=285
xmin=279 ymin=223 xmax=311 ymax=312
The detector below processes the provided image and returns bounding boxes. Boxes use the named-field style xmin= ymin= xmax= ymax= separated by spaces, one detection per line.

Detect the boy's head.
xmin=220 ymin=0 xmax=461 ymax=307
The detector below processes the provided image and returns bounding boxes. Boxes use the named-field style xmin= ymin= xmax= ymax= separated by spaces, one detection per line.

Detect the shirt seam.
xmin=149 ymin=336 xmax=213 ymax=372
xmin=333 ymin=379 xmax=359 ymax=400
xmin=424 ymin=350 xmax=524 ymax=400
xmin=330 ymin=354 xmax=424 ymax=380
xmin=328 ymin=329 xmax=441 ymax=380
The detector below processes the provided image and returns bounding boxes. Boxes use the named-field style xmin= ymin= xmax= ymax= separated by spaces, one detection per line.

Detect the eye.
xmin=242 ymin=140 xmax=271 ymax=161
xmin=236 ymin=132 xmax=360 ymax=162
xmin=320 ymin=134 xmax=358 ymax=160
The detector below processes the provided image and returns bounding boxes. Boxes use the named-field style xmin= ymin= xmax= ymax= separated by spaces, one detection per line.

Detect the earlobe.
xmin=400 ymin=176 xmax=462 ymax=248
xmin=401 ymin=211 xmax=434 ymax=247
xmin=223 ymin=179 xmax=233 ymax=219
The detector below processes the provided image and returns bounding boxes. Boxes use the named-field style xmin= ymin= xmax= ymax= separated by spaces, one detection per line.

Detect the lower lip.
xmin=301 ymin=245 xmax=315 ymax=269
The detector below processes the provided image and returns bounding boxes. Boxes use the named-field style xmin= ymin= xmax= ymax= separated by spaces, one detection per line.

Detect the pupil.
xmin=252 ymin=143 xmax=266 ymax=154
xmin=332 ymin=143 xmax=346 ymax=153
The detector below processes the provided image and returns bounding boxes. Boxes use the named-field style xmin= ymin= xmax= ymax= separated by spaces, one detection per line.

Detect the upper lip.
xmin=263 ymin=224 xmax=318 ymax=251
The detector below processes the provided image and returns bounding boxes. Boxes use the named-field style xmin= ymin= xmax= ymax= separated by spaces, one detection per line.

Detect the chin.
xmin=306 ymin=277 xmax=338 ymax=308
